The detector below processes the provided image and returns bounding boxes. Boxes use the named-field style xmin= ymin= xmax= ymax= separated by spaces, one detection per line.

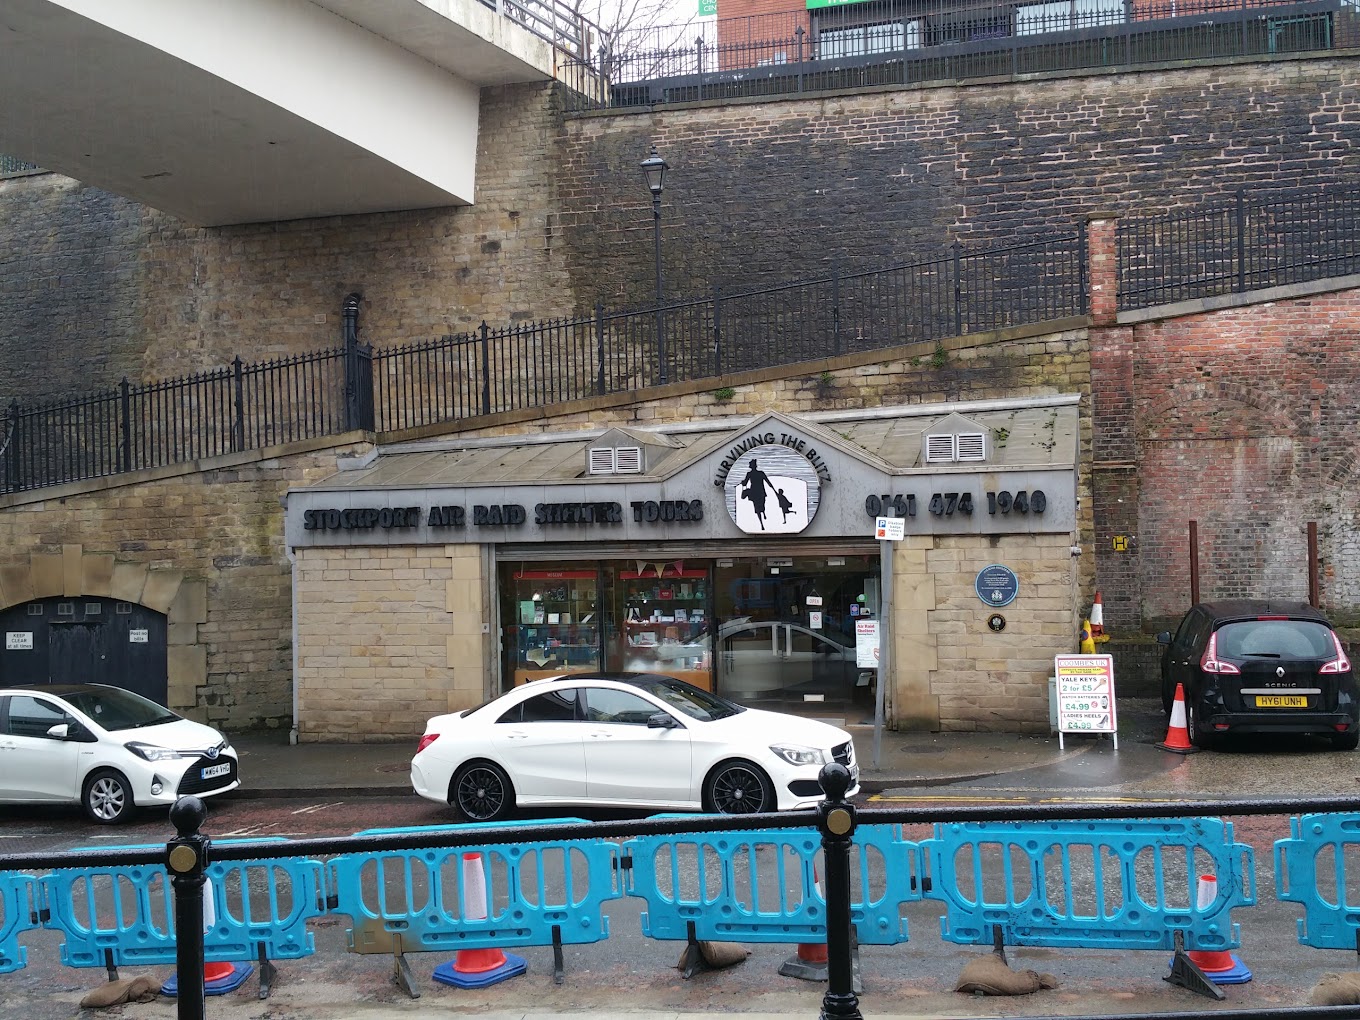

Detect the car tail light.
xmin=1200 ymin=632 xmax=1240 ymax=674
xmin=1320 ymin=631 xmax=1352 ymax=674
xmin=416 ymin=733 xmax=439 ymax=754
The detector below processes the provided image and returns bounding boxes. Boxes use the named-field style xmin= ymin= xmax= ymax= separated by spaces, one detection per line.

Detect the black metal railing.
xmin=1118 ymin=182 xmax=1360 ymax=309
xmin=561 ymin=0 xmax=1345 ymax=112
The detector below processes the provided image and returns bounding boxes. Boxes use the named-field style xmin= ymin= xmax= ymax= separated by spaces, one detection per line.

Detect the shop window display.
xmin=504 ymin=567 xmax=601 ymax=686
xmin=613 ymin=565 xmax=713 ymax=690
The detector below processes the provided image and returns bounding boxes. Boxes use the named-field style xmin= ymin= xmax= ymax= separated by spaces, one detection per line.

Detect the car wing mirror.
xmin=647 ymin=712 xmax=678 ymax=729
xmin=46 ymin=723 xmax=69 ymax=739
xmin=1155 ymin=631 xmax=1172 ymax=645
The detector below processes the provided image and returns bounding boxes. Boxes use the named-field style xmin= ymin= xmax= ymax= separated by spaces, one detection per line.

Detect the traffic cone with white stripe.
xmin=161 ymin=879 xmax=253 ymax=997
xmin=1090 ymin=592 xmax=1107 ymax=641
xmin=1183 ymin=873 xmax=1252 ymax=984
xmin=1157 ymin=683 xmax=1197 ymax=754
xmin=779 ymin=863 xmax=828 ymax=982
xmin=431 ymin=852 xmax=527 ymax=989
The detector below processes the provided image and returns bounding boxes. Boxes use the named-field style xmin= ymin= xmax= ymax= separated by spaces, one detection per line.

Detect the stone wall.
xmin=293 ymin=543 xmax=488 ymax=743
xmin=0 ymin=439 xmax=369 ymax=730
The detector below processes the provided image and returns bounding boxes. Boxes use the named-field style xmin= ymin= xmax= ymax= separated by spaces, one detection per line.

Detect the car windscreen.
xmin=59 ymin=687 xmax=181 ymax=731
xmin=1214 ymin=619 xmax=1335 ymax=659
xmin=627 ymin=676 xmax=744 ymax=721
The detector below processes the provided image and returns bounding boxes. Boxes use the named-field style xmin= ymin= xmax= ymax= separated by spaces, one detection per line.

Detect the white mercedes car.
xmin=0 ymin=683 xmax=239 ymax=823
xmin=411 ymin=671 xmax=859 ymax=821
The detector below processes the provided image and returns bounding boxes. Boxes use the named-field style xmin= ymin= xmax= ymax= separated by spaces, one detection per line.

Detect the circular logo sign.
xmin=987 ymin=613 xmax=1007 ymax=632
xmin=975 ymin=564 xmax=1019 ymax=607
xmin=724 ymin=446 xmax=821 ymax=534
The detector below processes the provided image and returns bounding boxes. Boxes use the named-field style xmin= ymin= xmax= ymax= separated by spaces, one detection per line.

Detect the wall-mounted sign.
xmin=129 ymin=629 xmax=149 ymax=644
xmin=975 ymin=564 xmax=1019 ymax=607
xmin=1112 ymin=535 xmax=1129 ymax=551
xmin=1054 ymin=653 xmax=1118 ymax=749
xmin=987 ymin=614 xmax=1006 ymax=632
xmin=699 ymin=0 xmax=717 ymax=14
xmin=6 ymin=632 xmax=33 ymax=650
xmin=722 ymin=440 xmax=824 ymax=535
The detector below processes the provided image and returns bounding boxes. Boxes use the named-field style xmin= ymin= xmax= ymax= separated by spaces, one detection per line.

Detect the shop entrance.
xmin=713 ymin=555 xmax=878 ymax=724
xmin=497 ymin=553 xmax=879 ymax=722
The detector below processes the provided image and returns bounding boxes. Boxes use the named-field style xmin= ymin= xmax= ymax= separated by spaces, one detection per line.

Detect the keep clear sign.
xmin=1054 ymin=653 xmax=1117 ymax=750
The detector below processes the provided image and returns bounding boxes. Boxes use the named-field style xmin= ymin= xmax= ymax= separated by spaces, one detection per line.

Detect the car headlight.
xmin=770 ymin=744 xmax=827 ymax=767
xmin=124 ymin=741 xmax=185 ymax=762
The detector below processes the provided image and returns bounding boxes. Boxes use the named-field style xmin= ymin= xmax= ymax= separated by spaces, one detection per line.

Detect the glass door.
xmin=714 ymin=555 xmax=878 ymax=722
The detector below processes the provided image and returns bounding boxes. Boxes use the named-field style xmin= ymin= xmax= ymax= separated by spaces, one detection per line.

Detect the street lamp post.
xmin=640 ymin=146 xmax=669 ymax=385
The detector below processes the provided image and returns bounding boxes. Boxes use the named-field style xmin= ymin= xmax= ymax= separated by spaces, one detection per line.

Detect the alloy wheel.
xmin=87 ymin=775 xmax=129 ymax=823
xmin=455 ymin=765 xmax=508 ymax=821
xmin=709 ymin=763 xmax=770 ymax=814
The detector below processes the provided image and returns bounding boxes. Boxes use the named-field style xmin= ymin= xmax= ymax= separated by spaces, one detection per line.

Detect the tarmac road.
xmin=6 ymin=698 xmax=1360 ymax=1019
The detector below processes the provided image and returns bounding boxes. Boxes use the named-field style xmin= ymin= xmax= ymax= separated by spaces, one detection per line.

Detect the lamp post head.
xmin=640 ymin=146 xmax=668 ymax=197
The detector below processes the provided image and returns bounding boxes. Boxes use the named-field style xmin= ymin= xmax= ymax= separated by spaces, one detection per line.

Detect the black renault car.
xmin=1157 ymin=600 xmax=1359 ymax=750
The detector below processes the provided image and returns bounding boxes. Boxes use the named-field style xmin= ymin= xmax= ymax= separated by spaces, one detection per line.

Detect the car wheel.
xmin=1161 ymin=678 xmax=1174 ymax=716
xmin=1185 ymin=698 xmax=1216 ymax=750
xmin=1331 ymin=730 xmax=1360 ymax=751
xmin=83 ymin=769 xmax=134 ymax=825
xmin=450 ymin=761 xmax=515 ymax=823
xmin=704 ymin=760 xmax=774 ymax=814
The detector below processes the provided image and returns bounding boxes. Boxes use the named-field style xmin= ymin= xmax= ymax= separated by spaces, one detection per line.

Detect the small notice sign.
xmin=129 ymin=629 xmax=149 ymax=644
xmin=875 ymin=516 xmax=905 ymax=541
xmin=809 ymin=610 xmax=823 ymax=630
xmin=1054 ymin=653 xmax=1117 ymax=749
xmin=6 ymin=632 xmax=33 ymax=650
xmin=855 ymin=620 xmax=879 ymax=668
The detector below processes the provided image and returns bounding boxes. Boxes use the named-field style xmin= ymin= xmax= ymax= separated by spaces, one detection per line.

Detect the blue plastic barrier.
xmin=38 ymin=838 xmax=324 ymax=989
xmin=1275 ymin=811 xmax=1360 ymax=952
xmin=328 ymin=821 xmax=622 ymax=993
xmin=921 ymin=818 xmax=1256 ymax=953
xmin=0 ymin=871 xmax=37 ymax=973
xmin=621 ymin=822 xmax=918 ymax=950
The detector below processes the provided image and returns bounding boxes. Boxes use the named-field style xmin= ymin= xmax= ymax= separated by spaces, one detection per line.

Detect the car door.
xmin=582 ymin=687 xmax=693 ymax=807
xmin=489 ymin=687 xmax=588 ymax=802
xmin=1164 ymin=609 xmax=1205 ymax=704
xmin=0 ymin=693 xmax=83 ymax=802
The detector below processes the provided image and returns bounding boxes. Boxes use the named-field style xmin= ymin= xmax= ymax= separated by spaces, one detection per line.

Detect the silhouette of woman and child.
xmin=738 ymin=459 xmax=796 ymax=530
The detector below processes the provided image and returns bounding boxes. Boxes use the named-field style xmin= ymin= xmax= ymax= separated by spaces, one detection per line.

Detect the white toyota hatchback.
xmin=411 ymin=671 xmax=859 ymax=821
xmin=0 ymin=684 xmax=239 ymax=823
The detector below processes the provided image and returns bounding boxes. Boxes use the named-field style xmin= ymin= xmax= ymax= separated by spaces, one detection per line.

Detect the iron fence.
xmin=561 ymin=0 xmax=1344 ymax=112
xmin=1118 ymin=182 xmax=1360 ymax=309
xmin=477 ymin=0 xmax=601 ymax=60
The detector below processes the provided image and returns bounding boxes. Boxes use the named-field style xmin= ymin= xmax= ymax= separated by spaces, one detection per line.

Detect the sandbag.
xmin=676 ymin=941 xmax=750 ymax=970
xmin=79 ymin=975 xmax=161 ymax=1009
xmin=955 ymin=952 xmax=1058 ymax=996
xmin=1309 ymin=972 xmax=1360 ymax=1005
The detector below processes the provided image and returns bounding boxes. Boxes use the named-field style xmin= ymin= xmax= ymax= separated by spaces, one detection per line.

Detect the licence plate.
xmin=1255 ymin=695 xmax=1307 ymax=708
xmin=849 ymin=764 xmax=861 ymax=783
xmin=201 ymin=762 xmax=231 ymax=779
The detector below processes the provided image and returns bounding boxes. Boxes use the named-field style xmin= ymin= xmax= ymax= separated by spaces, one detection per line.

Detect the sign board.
xmin=1054 ymin=653 xmax=1117 ymax=748
xmin=975 ymin=564 xmax=1019 ymax=607
xmin=6 ymin=632 xmax=32 ymax=650
xmin=699 ymin=0 xmax=717 ymax=15
xmin=809 ymin=610 xmax=823 ymax=630
xmin=129 ymin=629 xmax=149 ymax=644
xmin=855 ymin=620 xmax=879 ymax=668
xmin=875 ymin=516 xmax=905 ymax=541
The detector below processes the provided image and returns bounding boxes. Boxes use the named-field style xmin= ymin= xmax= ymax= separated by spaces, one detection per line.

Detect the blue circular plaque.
xmin=975 ymin=564 xmax=1019 ymax=607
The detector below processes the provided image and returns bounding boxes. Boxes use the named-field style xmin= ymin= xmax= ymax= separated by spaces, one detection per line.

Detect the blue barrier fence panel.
xmin=922 ymin=818 xmax=1256 ymax=953
xmin=622 ymin=822 xmax=916 ymax=946
xmin=1275 ymin=811 xmax=1360 ymax=951
xmin=0 ymin=871 xmax=37 ymax=973
xmin=331 ymin=821 xmax=621 ymax=955
xmin=38 ymin=839 xmax=323 ymax=968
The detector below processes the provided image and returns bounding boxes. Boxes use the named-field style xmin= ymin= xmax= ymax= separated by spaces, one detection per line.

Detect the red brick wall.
xmin=1092 ymin=291 xmax=1360 ymax=630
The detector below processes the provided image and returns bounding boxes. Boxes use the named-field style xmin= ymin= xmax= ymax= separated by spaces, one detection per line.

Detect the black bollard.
xmin=167 ymin=796 xmax=210 ymax=1020
xmin=816 ymin=763 xmax=863 ymax=1020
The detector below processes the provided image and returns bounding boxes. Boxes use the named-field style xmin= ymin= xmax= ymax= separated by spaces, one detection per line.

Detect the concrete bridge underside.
xmin=0 ymin=0 xmax=579 ymax=224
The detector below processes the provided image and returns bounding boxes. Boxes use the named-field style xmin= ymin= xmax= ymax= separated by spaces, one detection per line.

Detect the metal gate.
xmin=0 ymin=596 xmax=168 ymax=703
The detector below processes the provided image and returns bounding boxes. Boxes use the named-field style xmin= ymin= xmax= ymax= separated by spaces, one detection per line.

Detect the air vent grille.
xmin=924 ymin=434 xmax=956 ymax=463
xmin=614 ymin=447 xmax=643 ymax=473
xmin=955 ymin=432 xmax=987 ymax=461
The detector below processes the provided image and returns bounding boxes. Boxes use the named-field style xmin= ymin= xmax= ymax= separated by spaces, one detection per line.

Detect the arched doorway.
xmin=0 ymin=596 xmax=168 ymax=704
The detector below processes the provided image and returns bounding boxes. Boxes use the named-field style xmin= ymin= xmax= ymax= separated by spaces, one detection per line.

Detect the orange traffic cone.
xmin=1157 ymin=683 xmax=1197 ymax=753
xmin=1184 ymin=874 xmax=1252 ymax=984
xmin=1090 ymin=592 xmax=1106 ymax=640
xmin=161 ymin=960 xmax=255 ymax=997
xmin=431 ymin=852 xmax=526 ymax=989
xmin=779 ymin=864 xmax=828 ymax=982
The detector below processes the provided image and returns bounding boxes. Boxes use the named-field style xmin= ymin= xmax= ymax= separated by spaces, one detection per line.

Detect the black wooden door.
xmin=0 ymin=596 xmax=168 ymax=704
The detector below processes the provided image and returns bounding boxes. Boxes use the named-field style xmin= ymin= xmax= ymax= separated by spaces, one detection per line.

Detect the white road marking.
xmin=291 ymin=802 xmax=345 ymax=815
xmin=216 ymin=823 xmax=275 ymax=837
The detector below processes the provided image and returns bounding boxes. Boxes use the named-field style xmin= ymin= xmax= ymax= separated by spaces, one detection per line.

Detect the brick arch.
xmin=0 ymin=544 xmax=208 ymax=714
xmin=1139 ymin=379 xmax=1298 ymax=443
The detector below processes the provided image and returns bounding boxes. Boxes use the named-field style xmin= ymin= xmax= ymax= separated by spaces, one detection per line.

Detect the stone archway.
xmin=0 ymin=544 xmax=207 ymax=715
